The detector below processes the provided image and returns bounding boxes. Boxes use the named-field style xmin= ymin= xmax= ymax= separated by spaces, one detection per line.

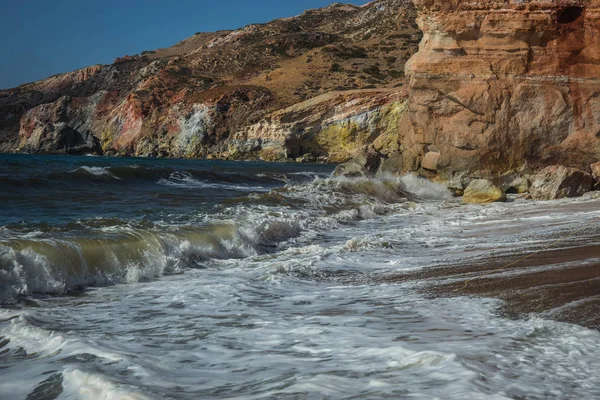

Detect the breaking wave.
xmin=157 ymin=171 xmax=271 ymax=191
xmin=0 ymin=173 xmax=450 ymax=303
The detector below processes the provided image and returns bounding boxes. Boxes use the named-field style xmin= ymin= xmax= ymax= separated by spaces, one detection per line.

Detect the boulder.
xmin=353 ymin=151 xmax=382 ymax=174
xmin=506 ymin=177 xmax=531 ymax=194
xmin=530 ymin=166 xmax=594 ymax=200
xmin=591 ymin=162 xmax=600 ymax=181
xmin=333 ymin=161 xmax=368 ymax=178
xmin=376 ymin=153 xmax=403 ymax=177
xmin=463 ymin=179 xmax=506 ymax=204
xmin=445 ymin=171 xmax=469 ymax=197
xmin=499 ymin=172 xmax=531 ymax=194
xmin=421 ymin=151 xmax=440 ymax=171
xmin=333 ymin=150 xmax=382 ymax=178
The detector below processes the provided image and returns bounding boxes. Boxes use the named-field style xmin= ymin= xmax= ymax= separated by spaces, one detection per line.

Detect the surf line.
xmin=452 ymin=215 xmax=600 ymax=293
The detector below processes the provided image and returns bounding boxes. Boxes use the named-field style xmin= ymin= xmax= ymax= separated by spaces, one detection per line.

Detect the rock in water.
xmin=376 ymin=153 xmax=404 ymax=177
xmin=333 ymin=161 xmax=368 ymax=178
xmin=463 ymin=179 xmax=506 ymax=204
xmin=333 ymin=150 xmax=382 ymax=178
xmin=530 ymin=166 xmax=595 ymax=200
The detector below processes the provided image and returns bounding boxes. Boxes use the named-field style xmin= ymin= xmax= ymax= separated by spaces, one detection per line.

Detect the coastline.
xmin=383 ymin=200 xmax=600 ymax=331
xmin=2 ymin=153 xmax=600 ymax=398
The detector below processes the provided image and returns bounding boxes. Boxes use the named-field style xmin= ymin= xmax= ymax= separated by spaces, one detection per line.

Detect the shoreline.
xmin=385 ymin=232 xmax=600 ymax=331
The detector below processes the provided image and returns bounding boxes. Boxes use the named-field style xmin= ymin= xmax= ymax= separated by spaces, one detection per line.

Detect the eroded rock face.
xmin=235 ymin=90 xmax=407 ymax=162
xmin=19 ymin=96 xmax=101 ymax=155
xmin=530 ymin=165 xmax=594 ymax=200
xmin=0 ymin=0 xmax=421 ymax=162
xmin=404 ymin=0 xmax=600 ymax=178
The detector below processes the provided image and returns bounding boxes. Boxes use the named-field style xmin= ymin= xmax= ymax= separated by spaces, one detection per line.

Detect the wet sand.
xmin=385 ymin=225 xmax=600 ymax=331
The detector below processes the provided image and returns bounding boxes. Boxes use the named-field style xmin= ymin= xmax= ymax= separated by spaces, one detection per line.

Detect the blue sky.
xmin=0 ymin=0 xmax=368 ymax=90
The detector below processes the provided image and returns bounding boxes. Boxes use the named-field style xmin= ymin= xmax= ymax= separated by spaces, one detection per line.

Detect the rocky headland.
xmin=337 ymin=0 xmax=600 ymax=201
xmin=0 ymin=1 xmax=420 ymax=162
xmin=1 ymin=0 xmax=600 ymax=199
xmin=402 ymin=0 xmax=600 ymax=199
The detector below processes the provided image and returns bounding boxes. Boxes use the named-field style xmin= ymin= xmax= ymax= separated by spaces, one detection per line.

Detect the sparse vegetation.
xmin=387 ymin=70 xmax=405 ymax=79
xmin=388 ymin=33 xmax=413 ymax=40
xmin=361 ymin=65 xmax=381 ymax=76
xmin=330 ymin=63 xmax=343 ymax=72
xmin=322 ymin=44 xmax=368 ymax=60
xmin=1 ymin=0 xmax=423 ymax=158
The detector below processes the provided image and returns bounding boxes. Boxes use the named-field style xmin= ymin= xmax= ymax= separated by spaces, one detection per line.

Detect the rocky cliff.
xmin=403 ymin=0 xmax=600 ymax=183
xmin=0 ymin=0 xmax=420 ymax=161
xmin=4 ymin=0 xmax=599 ymax=192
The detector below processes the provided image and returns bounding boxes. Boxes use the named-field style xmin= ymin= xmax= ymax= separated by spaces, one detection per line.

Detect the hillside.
xmin=0 ymin=0 xmax=420 ymax=162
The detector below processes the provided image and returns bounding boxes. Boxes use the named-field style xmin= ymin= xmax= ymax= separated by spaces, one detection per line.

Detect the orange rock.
xmin=404 ymin=0 xmax=600 ymax=178
xmin=421 ymin=151 xmax=440 ymax=171
xmin=591 ymin=162 xmax=600 ymax=180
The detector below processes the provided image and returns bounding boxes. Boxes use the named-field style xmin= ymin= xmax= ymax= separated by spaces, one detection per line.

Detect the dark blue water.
xmin=0 ymin=154 xmax=333 ymax=228
xmin=0 ymin=154 xmax=342 ymax=304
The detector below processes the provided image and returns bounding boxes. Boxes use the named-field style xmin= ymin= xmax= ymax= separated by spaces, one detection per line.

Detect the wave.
xmin=1 ymin=164 xmax=286 ymax=190
xmin=0 ymin=313 xmax=148 ymax=399
xmin=62 ymin=369 xmax=150 ymax=400
xmin=0 ymin=225 xmax=257 ymax=303
xmin=0 ymin=174 xmax=450 ymax=303
xmin=70 ymin=166 xmax=123 ymax=180
xmin=157 ymin=171 xmax=271 ymax=191
xmin=257 ymin=171 xmax=332 ymax=185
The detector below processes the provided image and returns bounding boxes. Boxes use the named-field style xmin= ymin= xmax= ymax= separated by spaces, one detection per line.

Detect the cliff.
xmin=4 ymin=0 xmax=599 ymax=188
xmin=0 ymin=0 xmax=420 ymax=162
xmin=403 ymin=0 xmax=600 ymax=182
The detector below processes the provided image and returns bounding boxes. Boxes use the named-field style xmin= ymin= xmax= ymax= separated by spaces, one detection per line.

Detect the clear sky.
xmin=0 ymin=0 xmax=369 ymax=90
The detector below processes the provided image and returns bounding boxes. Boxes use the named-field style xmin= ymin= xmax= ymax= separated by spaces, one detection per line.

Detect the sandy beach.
xmin=383 ymin=199 xmax=600 ymax=330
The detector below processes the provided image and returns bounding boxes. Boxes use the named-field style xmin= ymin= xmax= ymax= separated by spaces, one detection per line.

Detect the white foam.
xmin=4 ymin=171 xmax=600 ymax=398
xmin=158 ymin=171 xmax=268 ymax=191
xmin=0 ymin=317 xmax=67 ymax=364
xmin=0 ymin=245 xmax=66 ymax=303
xmin=62 ymin=369 xmax=149 ymax=400
xmin=71 ymin=166 xmax=122 ymax=180
xmin=400 ymin=174 xmax=452 ymax=200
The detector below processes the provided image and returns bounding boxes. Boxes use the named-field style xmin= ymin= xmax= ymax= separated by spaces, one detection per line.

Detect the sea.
xmin=0 ymin=153 xmax=599 ymax=399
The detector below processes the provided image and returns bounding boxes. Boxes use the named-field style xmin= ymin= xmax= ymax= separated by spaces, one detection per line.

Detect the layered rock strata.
xmin=0 ymin=0 xmax=420 ymax=162
xmin=403 ymin=0 xmax=600 ymax=181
